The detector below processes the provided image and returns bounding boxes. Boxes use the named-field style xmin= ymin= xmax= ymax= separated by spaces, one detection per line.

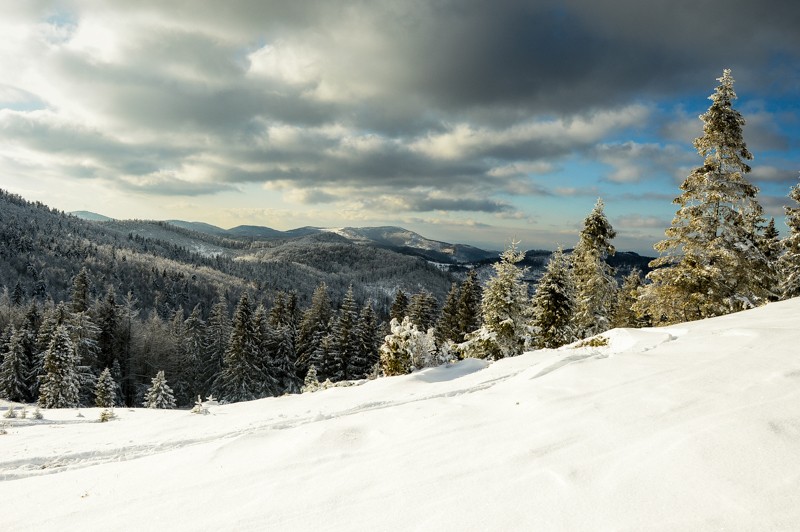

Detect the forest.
xmin=1 ymin=70 xmax=799 ymax=411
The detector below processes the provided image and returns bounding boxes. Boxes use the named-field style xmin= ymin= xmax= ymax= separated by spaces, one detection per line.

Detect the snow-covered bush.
xmin=379 ymin=317 xmax=440 ymax=376
xmin=98 ymin=409 xmax=115 ymax=422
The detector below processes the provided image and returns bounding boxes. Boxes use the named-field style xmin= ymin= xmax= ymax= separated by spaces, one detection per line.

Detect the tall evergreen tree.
xmin=352 ymin=302 xmax=380 ymax=378
xmin=530 ymin=248 xmax=577 ymax=349
xmin=639 ymin=70 xmax=770 ymax=323
xmin=296 ymin=283 xmax=332 ymax=376
xmin=0 ymin=327 xmax=30 ymax=402
xmin=389 ymin=289 xmax=409 ymax=322
xmin=779 ymin=182 xmax=800 ymax=299
xmin=69 ymin=268 xmax=91 ymax=314
xmin=436 ymin=283 xmax=462 ymax=345
xmin=408 ymin=290 xmax=439 ymax=333
xmin=330 ymin=286 xmax=360 ymax=381
xmin=94 ymin=286 xmax=119 ymax=371
xmin=456 ymin=270 xmax=482 ymax=336
xmin=38 ymin=325 xmax=80 ymax=408
xmin=466 ymin=241 xmax=529 ymax=359
xmin=201 ymin=296 xmax=230 ymax=394
xmin=572 ymin=198 xmax=618 ymax=337
xmin=213 ymin=293 xmax=265 ymax=403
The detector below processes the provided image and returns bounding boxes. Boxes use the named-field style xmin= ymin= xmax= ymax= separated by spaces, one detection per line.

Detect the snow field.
xmin=2 ymin=299 xmax=800 ymax=531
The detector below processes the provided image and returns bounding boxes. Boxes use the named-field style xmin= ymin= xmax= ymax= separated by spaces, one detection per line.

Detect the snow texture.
xmin=2 ymin=298 xmax=800 ymax=531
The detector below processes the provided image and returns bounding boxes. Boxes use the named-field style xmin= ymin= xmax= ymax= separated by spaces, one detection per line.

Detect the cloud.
xmin=0 ymin=0 xmax=797 ymax=251
xmin=594 ymin=141 xmax=695 ymax=184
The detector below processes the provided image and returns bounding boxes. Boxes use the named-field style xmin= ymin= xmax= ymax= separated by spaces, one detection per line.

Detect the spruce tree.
xmin=390 ymin=289 xmax=409 ymax=322
xmin=352 ymin=302 xmax=380 ymax=378
xmin=213 ymin=293 xmax=266 ymax=403
xmin=530 ymin=248 xmax=577 ymax=349
xmin=329 ymin=286 xmax=361 ymax=381
xmin=472 ymin=241 xmax=529 ymax=359
xmin=456 ymin=270 xmax=482 ymax=336
xmin=70 ymin=268 xmax=91 ymax=314
xmin=779 ymin=182 xmax=800 ymax=299
xmin=572 ymin=198 xmax=618 ymax=338
xmin=201 ymin=296 xmax=230 ymax=394
xmin=95 ymin=367 xmax=117 ymax=408
xmin=143 ymin=370 xmax=176 ymax=409
xmin=38 ymin=325 xmax=80 ymax=409
xmin=0 ymin=327 xmax=30 ymax=402
xmin=640 ymin=70 xmax=770 ymax=323
xmin=94 ymin=286 xmax=119 ymax=371
xmin=436 ymin=283 xmax=461 ymax=345
xmin=296 ymin=283 xmax=332 ymax=376
xmin=407 ymin=291 xmax=439 ymax=333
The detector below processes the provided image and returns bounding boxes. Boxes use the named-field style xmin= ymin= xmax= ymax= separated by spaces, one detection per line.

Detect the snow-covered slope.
xmin=3 ymin=299 xmax=800 ymax=531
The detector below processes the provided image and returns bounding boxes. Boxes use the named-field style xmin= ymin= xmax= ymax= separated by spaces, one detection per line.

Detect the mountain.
xmin=0 ymin=189 xmax=455 ymax=316
xmin=165 ymin=220 xmax=228 ymax=236
xmin=3 ymin=298 xmax=799 ymax=530
xmin=323 ymin=226 xmax=499 ymax=263
xmin=69 ymin=210 xmax=113 ymax=222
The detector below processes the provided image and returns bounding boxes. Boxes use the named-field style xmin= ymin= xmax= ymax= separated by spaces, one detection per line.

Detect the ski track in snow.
xmin=0 ymin=364 xmax=528 ymax=481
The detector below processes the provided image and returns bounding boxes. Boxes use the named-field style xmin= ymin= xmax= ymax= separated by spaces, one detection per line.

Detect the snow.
xmin=3 ymin=299 xmax=800 ymax=530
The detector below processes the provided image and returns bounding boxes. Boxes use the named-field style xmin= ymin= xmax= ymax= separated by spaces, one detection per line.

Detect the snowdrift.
xmin=2 ymin=299 xmax=800 ymax=531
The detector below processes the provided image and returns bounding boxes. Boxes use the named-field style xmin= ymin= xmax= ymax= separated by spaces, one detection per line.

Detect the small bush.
xmin=573 ymin=335 xmax=609 ymax=348
xmin=98 ymin=409 xmax=115 ymax=422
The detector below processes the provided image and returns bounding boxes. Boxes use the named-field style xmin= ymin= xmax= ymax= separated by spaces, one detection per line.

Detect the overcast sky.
xmin=1 ymin=1 xmax=798 ymax=254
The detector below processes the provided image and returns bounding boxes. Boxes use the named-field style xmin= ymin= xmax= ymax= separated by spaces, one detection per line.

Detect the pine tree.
xmin=436 ymin=283 xmax=461 ymax=345
xmin=95 ymin=367 xmax=117 ymax=408
xmin=38 ymin=325 xmax=80 ymax=409
xmin=639 ymin=70 xmax=770 ymax=323
xmin=94 ymin=286 xmax=119 ymax=371
xmin=408 ymin=291 xmax=439 ymax=333
xmin=530 ymin=248 xmax=577 ymax=349
xmin=213 ymin=293 xmax=266 ymax=403
xmin=330 ymin=286 xmax=360 ymax=381
xmin=201 ymin=296 xmax=230 ymax=394
xmin=70 ymin=268 xmax=91 ymax=314
xmin=389 ymin=289 xmax=409 ymax=322
xmin=572 ymin=199 xmax=618 ymax=338
xmin=0 ymin=327 xmax=30 ymax=402
xmin=471 ymin=241 xmax=529 ymax=359
xmin=456 ymin=270 xmax=482 ymax=336
xmin=779 ymin=182 xmax=800 ymax=299
xmin=142 ymin=370 xmax=176 ymax=409
xmin=296 ymin=283 xmax=332 ymax=376
xmin=352 ymin=302 xmax=380 ymax=378
xmin=11 ymin=282 xmax=24 ymax=306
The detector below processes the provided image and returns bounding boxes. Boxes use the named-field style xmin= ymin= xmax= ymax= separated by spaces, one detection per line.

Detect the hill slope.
xmin=2 ymin=299 xmax=799 ymax=531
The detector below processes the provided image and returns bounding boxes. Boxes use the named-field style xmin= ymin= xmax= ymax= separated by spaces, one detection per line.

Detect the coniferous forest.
xmin=2 ymin=70 xmax=799 ymax=409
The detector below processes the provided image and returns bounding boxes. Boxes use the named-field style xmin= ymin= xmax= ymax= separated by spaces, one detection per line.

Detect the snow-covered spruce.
xmin=571 ymin=198 xmax=617 ymax=338
xmin=638 ymin=69 xmax=771 ymax=323
xmin=142 ymin=370 xmax=176 ymax=409
xmin=95 ymin=367 xmax=117 ymax=408
xmin=529 ymin=248 xmax=577 ymax=349
xmin=463 ymin=241 xmax=528 ymax=360
xmin=38 ymin=325 xmax=80 ymax=409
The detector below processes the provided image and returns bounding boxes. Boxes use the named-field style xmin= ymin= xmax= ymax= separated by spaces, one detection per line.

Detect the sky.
xmin=1 ymin=1 xmax=798 ymax=255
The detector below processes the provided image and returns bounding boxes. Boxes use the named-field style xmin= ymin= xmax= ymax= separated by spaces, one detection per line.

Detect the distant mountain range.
xmin=71 ymin=212 xmax=500 ymax=264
